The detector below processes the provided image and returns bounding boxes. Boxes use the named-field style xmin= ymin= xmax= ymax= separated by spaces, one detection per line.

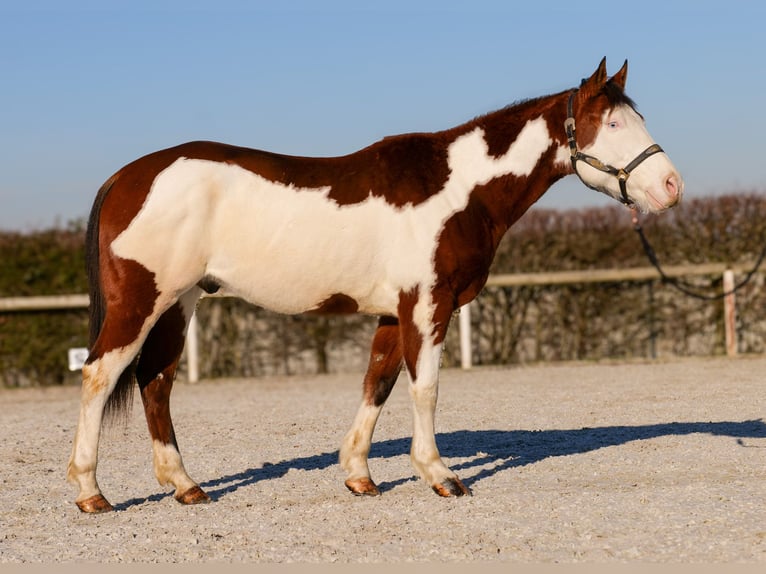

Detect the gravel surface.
xmin=2 ymin=356 xmax=766 ymax=563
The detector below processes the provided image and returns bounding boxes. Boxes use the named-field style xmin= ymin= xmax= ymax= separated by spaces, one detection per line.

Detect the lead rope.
xmin=631 ymin=208 xmax=766 ymax=300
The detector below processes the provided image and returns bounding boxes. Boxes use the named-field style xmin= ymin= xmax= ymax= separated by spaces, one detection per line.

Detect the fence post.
xmin=186 ymin=309 xmax=200 ymax=383
xmin=459 ymin=303 xmax=472 ymax=369
xmin=723 ymin=269 xmax=737 ymax=357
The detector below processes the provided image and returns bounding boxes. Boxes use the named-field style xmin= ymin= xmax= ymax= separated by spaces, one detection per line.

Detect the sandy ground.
xmin=1 ymin=355 xmax=765 ymax=563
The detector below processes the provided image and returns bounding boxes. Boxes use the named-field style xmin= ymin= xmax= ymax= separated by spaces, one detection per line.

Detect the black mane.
xmin=604 ymin=80 xmax=638 ymax=111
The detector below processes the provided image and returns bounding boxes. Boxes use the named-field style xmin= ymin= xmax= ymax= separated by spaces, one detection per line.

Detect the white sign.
xmin=68 ymin=347 xmax=89 ymax=371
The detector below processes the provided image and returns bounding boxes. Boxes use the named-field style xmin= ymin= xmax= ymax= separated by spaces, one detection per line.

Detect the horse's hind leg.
xmin=68 ymin=263 xmax=163 ymax=512
xmin=68 ymin=341 xmax=144 ymax=512
xmin=136 ymin=289 xmax=210 ymax=506
xmin=340 ymin=316 xmax=403 ymax=495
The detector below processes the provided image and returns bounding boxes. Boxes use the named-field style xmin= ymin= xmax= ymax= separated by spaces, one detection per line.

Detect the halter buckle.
xmin=564 ymin=117 xmax=577 ymax=156
xmin=564 ymin=117 xmax=576 ymax=137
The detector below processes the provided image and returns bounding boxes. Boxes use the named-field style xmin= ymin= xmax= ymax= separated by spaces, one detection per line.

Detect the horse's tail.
xmin=85 ymin=173 xmax=136 ymax=422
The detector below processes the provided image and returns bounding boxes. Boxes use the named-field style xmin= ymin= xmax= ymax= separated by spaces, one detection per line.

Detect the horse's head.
xmin=565 ymin=58 xmax=683 ymax=213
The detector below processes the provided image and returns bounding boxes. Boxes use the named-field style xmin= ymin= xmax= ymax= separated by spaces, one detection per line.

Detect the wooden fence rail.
xmin=0 ymin=263 xmax=751 ymax=381
xmin=0 ymin=294 xmax=89 ymax=312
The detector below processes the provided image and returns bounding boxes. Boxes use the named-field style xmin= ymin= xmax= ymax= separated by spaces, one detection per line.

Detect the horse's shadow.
xmin=114 ymin=419 xmax=766 ymax=510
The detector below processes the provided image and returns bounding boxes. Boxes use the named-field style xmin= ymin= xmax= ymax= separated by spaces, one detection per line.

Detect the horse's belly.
xmin=210 ymin=253 xmax=400 ymax=316
xmin=205 ymin=205 xmax=415 ymax=316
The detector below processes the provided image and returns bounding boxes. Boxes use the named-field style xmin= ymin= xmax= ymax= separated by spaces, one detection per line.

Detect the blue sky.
xmin=1 ymin=0 xmax=765 ymax=230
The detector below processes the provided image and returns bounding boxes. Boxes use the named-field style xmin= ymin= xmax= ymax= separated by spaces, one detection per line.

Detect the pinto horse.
xmin=68 ymin=58 xmax=682 ymax=512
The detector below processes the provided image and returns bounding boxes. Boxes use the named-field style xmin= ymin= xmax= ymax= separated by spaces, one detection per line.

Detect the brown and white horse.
xmin=68 ymin=58 xmax=682 ymax=512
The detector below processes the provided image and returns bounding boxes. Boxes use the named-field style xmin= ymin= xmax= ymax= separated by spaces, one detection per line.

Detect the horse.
xmin=68 ymin=58 xmax=683 ymax=512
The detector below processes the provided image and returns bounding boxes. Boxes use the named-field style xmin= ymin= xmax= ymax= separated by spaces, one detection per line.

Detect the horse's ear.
xmin=609 ymin=60 xmax=628 ymax=90
xmin=580 ymin=57 xmax=608 ymax=97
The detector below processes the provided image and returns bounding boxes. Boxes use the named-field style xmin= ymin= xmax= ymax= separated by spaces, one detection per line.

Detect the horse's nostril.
xmin=665 ymin=175 xmax=679 ymax=198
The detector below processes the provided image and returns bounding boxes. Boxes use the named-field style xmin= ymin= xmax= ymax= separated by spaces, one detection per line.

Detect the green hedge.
xmin=3 ymin=193 xmax=766 ymax=386
xmin=0 ymin=223 xmax=88 ymax=386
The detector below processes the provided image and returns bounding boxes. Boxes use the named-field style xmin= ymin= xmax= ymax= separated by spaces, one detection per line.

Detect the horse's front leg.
xmin=340 ymin=317 xmax=403 ymax=496
xmin=400 ymin=295 xmax=471 ymax=497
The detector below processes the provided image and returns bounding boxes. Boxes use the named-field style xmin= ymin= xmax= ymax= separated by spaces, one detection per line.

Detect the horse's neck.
xmin=463 ymin=90 xmax=571 ymax=240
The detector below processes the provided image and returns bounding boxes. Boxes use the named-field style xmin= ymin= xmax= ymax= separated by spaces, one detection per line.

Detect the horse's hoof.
xmin=345 ymin=477 xmax=381 ymax=496
xmin=432 ymin=477 xmax=472 ymax=497
xmin=175 ymin=485 xmax=211 ymax=505
xmin=76 ymin=494 xmax=114 ymax=513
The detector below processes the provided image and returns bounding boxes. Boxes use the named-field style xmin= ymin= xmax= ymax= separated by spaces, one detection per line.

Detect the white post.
xmin=723 ymin=269 xmax=737 ymax=358
xmin=186 ymin=309 xmax=200 ymax=383
xmin=459 ymin=303 xmax=472 ymax=370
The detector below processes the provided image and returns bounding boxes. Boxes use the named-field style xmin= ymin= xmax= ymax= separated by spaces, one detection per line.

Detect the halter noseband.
xmin=565 ymin=88 xmax=664 ymax=206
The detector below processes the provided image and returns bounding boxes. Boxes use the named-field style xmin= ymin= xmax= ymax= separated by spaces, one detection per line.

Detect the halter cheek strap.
xmin=565 ymin=88 xmax=664 ymax=206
